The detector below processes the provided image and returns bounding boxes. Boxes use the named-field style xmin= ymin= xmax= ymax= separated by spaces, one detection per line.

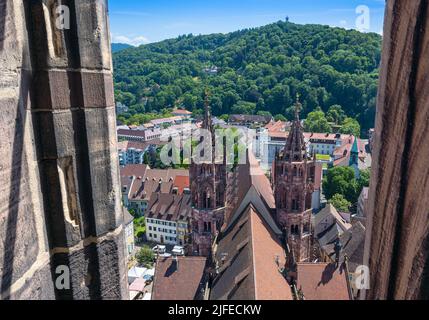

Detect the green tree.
xmin=112 ymin=21 xmax=382 ymax=131
xmin=274 ymin=114 xmax=287 ymax=122
xmin=304 ymin=108 xmax=331 ymax=133
xmin=136 ymin=245 xmax=155 ymax=268
xmin=358 ymin=168 xmax=371 ymax=190
xmin=323 ymin=166 xmax=360 ymax=204
xmin=231 ymin=101 xmax=256 ymax=115
xmin=326 ymin=105 xmax=346 ymax=125
xmin=330 ymin=194 xmax=351 ymax=212
xmin=256 ymin=110 xmax=273 ymax=118
xmin=134 ymin=216 xmax=146 ymax=239
xmin=340 ymin=117 xmax=361 ymax=137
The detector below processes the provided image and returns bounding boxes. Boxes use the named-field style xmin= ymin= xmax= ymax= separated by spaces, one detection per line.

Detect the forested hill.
xmin=113 ymin=21 xmax=382 ymax=132
xmin=112 ymin=43 xmax=133 ymax=53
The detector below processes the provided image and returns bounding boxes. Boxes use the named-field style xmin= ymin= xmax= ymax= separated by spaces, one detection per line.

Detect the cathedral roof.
xmin=210 ymin=204 xmax=293 ymax=300
xmin=224 ymin=150 xmax=275 ymax=226
xmin=296 ymin=263 xmax=351 ymax=300
xmin=152 ymin=256 xmax=208 ymax=300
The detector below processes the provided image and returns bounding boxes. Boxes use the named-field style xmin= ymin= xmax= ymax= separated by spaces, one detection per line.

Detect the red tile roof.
xmin=172 ymin=109 xmax=192 ymax=115
xmin=333 ymin=136 xmax=368 ymax=167
xmin=117 ymin=129 xmax=147 ymax=137
xmin=120 ymin=164 xmax=149 ymax=180
xmin=173 ymin=175 xmax=190 ymax=194
xmin=296 ymin=263 xmax=350 ymax=300
xmin=152 ymin=256 xmax=207 ymax=300
xmin=211 ymin=204 xmax=293 ymax=300
xmin=125 ymin=168 xmax=189 ymax=200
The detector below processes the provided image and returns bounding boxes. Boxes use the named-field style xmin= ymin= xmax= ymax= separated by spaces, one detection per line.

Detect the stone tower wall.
xmin=0 ymin=0 xmax=127 ymax=300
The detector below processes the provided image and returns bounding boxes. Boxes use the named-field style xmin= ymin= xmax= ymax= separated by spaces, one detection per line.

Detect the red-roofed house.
xmin=172 ymin=109 xmax=193 ymax=119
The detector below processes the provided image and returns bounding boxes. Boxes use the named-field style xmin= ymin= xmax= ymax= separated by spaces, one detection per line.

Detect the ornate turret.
xmin=282 ymin=96 xmax=307 ymax=162
xmin=189 ymin=90 xmax=226 ymax=256
xmin=202 ymin=90 xmax=214 ymax=135
xmin=273 ymin=95 xmax=316 ymax=262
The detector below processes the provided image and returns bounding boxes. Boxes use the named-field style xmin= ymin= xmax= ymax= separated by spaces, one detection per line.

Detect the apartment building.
xmin=145 ymin=193 xmax=193 ymax=246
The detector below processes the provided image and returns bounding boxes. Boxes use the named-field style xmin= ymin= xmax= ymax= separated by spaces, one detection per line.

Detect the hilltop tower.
xmin=190 ymin=93 xmax=226 ymax=256
xmin=273 ymin=97 xmax=316 ymax=262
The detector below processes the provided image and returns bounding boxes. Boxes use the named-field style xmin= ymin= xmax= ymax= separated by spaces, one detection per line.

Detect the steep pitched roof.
xmin=210 ymin=204 xmax=292 ymax=300
xmin=173 ymin=175 xmax=190 ymax=194
xmin=120 ymin=164 xmax=149 ymax=179
xmin=125 ymin=168 xmax=189 ymax=201
xmin=225 ymin=150 xmax=275 ymax=226
xmin=296 ymin=263 xmax=350 ymax=300
xmin=146 ymin=193 xmax=192 ymax=221
xmin=323 ymin=221 xmax=366 ymax=272
xmin=313 ymin=204 xmax=352 ymax=237
xmin=152 ymin=256 xmax=207 ymax=300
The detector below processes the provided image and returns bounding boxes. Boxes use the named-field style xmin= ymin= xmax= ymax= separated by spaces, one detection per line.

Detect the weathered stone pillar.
xmin=0 ymin=0 xmax=127 ymax=299
xmin=364 ymin=0 xmax=429 ymax=300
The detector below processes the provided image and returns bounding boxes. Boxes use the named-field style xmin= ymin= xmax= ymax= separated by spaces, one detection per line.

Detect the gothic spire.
xmin=294 ymin=93 xmax=302 ymax=121
xmin=202 ymin=89 xmax=213 ymax=132
xmin=283 ymin=95 xmax=306 ymax=162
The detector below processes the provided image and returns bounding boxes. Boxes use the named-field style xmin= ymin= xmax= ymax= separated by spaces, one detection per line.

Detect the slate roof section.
xmin=152 ymin=256 xmax=208 ymax=300
xmin=323 ymin=221 xmax=366 ymax=272
xmin=313 ymin=204 xmax=352 ymax=237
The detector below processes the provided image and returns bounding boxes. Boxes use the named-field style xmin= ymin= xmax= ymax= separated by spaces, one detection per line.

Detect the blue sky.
xmin=109 ymin=0 xmax=386 ymax=46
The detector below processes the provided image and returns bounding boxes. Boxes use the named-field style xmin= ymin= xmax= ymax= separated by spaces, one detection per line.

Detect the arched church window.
xmin=303 ymin=223 xmax=310 ymax=234
xmin=305 ymin=193 xmax=312 ymax=210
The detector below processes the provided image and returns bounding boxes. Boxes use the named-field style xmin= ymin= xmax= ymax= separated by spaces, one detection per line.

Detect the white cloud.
xmin=111 ymin=34 xmax=150 ymax=46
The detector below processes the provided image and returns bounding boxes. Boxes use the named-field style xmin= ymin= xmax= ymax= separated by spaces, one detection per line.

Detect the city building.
xmin=255 ymin=120 xmax=362 ymax=173
xmin=123 ymin=208 xmax=135 ymax=259
xmin=150 ymin=116 xmax=187 ymax=127
xmin=117 ymin=127 xmax=162 ymax=142
xmin=229 ymin=114 xmax=273 ymax=127
xmin=121 ymin=166 xmax=189 ymax=216
xmin=172 ymin=109 xmax=193 ymax=119
xmin=203 ymin=66 xmax=220 ymax=75
xmin=117 ymin=140 xmax=161 ymax=166
xmin=333 ymin=136 xmax=371 ymax=171
xmin=312 ymin=204 xmax=353 ymax=262
xmin=145 ymin=193 xmax=192 ymax=246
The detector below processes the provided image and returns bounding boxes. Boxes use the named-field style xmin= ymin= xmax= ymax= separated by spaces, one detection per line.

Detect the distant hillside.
xmin=112 ymin=43 xmax=133 ymax=53
xmin=112 ymin=21 xmax=382 ymax=131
